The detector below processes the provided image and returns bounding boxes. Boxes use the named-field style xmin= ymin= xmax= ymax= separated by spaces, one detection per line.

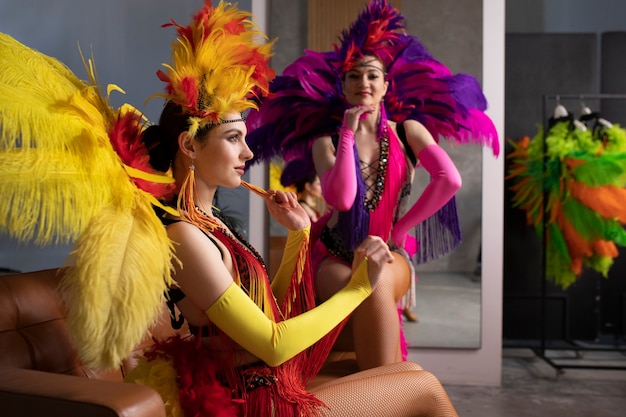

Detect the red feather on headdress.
xmin=108 ymin=109 xmax=176 ymax=199
xmin=154 ymin=0 xmax=275 ymax=136
xmin=335 ymin=0 xmax=405 ymax=72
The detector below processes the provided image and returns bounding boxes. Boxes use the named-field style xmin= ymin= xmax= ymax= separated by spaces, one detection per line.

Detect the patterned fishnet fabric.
xmin=310 ymin=361 xmax=459 ymax=416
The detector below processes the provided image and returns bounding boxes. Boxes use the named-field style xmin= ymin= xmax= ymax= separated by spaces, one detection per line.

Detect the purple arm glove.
xmin=391 ymin=144 xmax=461 ymax=248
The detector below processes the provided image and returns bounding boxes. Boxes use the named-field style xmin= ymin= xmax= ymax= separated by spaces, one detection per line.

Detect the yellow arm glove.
xmin=205 ymin=259 xmax=370 ymax=367
xmin=271 ymin=226 xmax=310 ymax=303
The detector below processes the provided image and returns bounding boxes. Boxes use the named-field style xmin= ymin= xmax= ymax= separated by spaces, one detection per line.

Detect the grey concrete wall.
xmin=0 ymin=0 xmax=252 ymax=272
xmin=402 ymin=0 xmax=484 ymax=273
xmin=267 ymin=0 xmax=308 ymax=74
xmin=601 ymin=32 xmax=626 ymax=124
xmin=507 ymin=0 xmax=626 ymax=34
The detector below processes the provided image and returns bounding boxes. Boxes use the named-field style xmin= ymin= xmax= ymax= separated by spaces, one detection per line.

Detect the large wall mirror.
xmin=267 ymin=0 xmax=484 ymax=349
xmin=0 ymin=0 xmax=502 ymax=385
xmin=0 ymin=0 xmax=485 ymax=353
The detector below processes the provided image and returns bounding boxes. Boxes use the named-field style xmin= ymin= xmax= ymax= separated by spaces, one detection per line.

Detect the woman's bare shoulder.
xmin=312 ymin=134 xmax=337 ymax=172
xmin=166 ymin=221 xmax=223 ymax=262
xmin=167 ymin=219 xmax=205 ymax=240
xmin=166 ymin=221 xmax=235 ymax=310
xmin=402 ymin=119 xmax=436 ymax=150
xmin=313 ymin=134 xmax=333 ymax=149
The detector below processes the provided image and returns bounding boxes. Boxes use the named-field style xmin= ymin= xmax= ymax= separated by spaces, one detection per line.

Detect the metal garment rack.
xmin=529 ymin=93 xmax=626 ymax=374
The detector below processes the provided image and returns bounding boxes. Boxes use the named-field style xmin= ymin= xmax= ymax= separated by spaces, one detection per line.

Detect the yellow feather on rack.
xmin=0 ymin=32 xmax=176 ymax=371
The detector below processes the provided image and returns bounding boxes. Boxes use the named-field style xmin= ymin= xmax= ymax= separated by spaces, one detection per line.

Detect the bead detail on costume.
xmin=194 ymin=206 xmax=267 ymax=270
xmin=362 ymin=124 xmax=390 ymax=212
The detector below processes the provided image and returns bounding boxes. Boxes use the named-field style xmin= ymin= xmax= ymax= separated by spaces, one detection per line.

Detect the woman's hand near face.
xmin=263 ymin=190 xmax=311 ymax=231
xmin=342 ymin=105 xmax=375 ymax=133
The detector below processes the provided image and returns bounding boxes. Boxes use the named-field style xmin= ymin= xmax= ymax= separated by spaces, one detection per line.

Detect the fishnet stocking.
xmin=309 ymin=362 xmax=459 ymax=417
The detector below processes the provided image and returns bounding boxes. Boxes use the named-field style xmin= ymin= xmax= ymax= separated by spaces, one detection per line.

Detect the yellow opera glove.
xmin=206 ymin=259 xmax=371 ymax=367
xmin=271 ymin=226 xmax=310 ymax=303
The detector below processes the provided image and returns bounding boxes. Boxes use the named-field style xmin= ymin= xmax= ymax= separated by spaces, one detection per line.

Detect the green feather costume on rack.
xmin=0 ymin=33 xmax=179 ymax=371
xmin=507 ymin=115 xmax=626 ymax=289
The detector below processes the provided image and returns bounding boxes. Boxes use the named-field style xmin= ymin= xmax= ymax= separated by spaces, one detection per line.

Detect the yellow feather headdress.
xmin=0 ymin=32 xmax=177 ymax=371
xmin=155 ymin=0 xmax=276 ymax=137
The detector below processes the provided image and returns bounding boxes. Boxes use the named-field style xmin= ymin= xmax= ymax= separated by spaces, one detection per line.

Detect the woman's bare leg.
xmin=316 ymin=253 xmax=411 ymax=369
xmin=309 ymin=361 xmax=459 ymax=417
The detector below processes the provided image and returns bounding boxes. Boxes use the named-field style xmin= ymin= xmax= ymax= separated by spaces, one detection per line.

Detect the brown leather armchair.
xmin=0 ymin=268 xmax=187 ymax=417
xmin=0 ymin=268 xmax=357 ymax=416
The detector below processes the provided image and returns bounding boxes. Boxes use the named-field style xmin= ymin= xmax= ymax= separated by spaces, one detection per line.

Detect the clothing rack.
xmin=527 ymin=93 xmax=626 ymax=375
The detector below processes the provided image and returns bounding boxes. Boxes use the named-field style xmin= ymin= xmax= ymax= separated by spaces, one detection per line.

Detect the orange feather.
xmin=569 ymin=181 xmax=626 ymax=223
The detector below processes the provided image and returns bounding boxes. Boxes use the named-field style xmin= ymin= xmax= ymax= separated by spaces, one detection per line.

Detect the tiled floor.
xmin=403 ymin=272 xmax=481 ymax=349
xmin=402 ymin=272 xmax=626 ymax=416
xmin=443 ymin=348 xmax=626 ymax=417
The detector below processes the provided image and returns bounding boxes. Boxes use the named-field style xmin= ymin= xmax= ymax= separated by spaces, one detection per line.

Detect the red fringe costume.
xmin=128 ymin=212 xmax=345 ymax=417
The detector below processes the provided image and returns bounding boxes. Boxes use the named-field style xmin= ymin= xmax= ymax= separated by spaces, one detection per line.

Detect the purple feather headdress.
xmin=334 ymin=0 xmax=405 ymax=73
xmin=246 ymin=0 xmax=499 ymax=186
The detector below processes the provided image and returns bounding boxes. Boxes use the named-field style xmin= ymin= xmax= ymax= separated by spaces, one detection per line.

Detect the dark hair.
xmin=292 ymin=172 xmax=318 ymax=193
xmin=142 ymin=101 xmax=213 ymax=172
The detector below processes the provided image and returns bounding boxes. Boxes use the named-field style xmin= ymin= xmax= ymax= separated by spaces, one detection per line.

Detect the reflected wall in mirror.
xmin=404 ymin=142 xmax=482 ymax=349
xmin=267 ymin=0 xmax=484 ymax=349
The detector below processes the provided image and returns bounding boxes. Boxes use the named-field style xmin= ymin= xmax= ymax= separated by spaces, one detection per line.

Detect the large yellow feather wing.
xmin=0 ymin=32 xmax=175 ymax=370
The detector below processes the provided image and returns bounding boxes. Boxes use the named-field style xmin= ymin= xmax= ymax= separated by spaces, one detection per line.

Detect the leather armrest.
xmin=0 ymin=368 xmax=165 ymax=417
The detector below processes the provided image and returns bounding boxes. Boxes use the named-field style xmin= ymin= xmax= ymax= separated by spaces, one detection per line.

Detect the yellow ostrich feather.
xmin=0 ymin=148 xmax=114 ymax=244
xmin=269 ymin=160 xmax=296 ymax=193
xmin=0 ymin=32 xmax=176 ymax=370
xmin=126 ymin=356 xmax=183 ymax=417
xmin=0 ymin=33 xmax=122 ymax=243
xmin=0 ymin=36 xmax=112 ymax=152
xmin=60 ymin=198 xmax=174 ymax=371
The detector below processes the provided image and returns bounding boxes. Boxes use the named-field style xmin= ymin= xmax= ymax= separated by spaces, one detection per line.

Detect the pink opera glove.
xmin=391 ymin=144 xmax=461 ymax=249
xmin=320 ymin=126 xmax=357 ymax=211
xmin=403 ymin=235 xmax=418 ymax=257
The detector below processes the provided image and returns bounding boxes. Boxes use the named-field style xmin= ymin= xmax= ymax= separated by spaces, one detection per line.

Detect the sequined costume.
xmin=317 ymin=120 xmax=412 ymax=265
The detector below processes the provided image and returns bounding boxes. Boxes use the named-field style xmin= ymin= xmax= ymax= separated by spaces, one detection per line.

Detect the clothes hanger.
xmin=553 ymin=97 xmax=568 ymax=119
xmin=598 ymin=116 xmax=612 ymax=128
xmin=579 ymin=98 xmax=613 ymax=129
xmin=573 ymin=119 xmax=588 ymax=131
xmin=549 ymin=97 xmax=581 ymax=130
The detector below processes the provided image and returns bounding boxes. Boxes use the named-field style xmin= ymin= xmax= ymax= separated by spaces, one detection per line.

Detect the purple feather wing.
xmin=385 ymin=36 xmax=499 ymax=155
xmin=246 ymin=51 xmax=345 ymax=185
